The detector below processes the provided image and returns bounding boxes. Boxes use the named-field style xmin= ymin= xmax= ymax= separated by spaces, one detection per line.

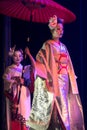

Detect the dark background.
xmin=0 ymin=0 xmax=87 ymax=129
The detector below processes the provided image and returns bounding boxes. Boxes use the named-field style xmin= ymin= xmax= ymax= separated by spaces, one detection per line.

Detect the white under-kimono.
xmin=3 ymin=63 xmax=31 ymax=130
xmin=26 ymin=40 xmax=85 ymax=130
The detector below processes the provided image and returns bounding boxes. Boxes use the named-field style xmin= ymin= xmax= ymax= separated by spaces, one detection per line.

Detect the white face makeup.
xmin=52 ymin=23 xmax=64 ymax=39
xmin=13 ymin=51 xmax=23 ymax=65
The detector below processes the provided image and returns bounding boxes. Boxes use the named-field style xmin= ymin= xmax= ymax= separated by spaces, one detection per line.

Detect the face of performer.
xmin=13 ymin=51 xmax=23 ymax=65
xmin=52 ymin=23 xmax=64 ymax=39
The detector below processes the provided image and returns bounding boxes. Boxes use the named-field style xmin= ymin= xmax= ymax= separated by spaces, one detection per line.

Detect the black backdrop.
xmin=0 ymin=0 xmax=87 ymax=129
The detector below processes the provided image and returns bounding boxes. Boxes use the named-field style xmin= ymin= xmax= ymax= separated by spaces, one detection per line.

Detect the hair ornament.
xmin=48 ymin=15 xmax=57 ymax=30
xmin=8 ymin=45 xmax=16 ymax=57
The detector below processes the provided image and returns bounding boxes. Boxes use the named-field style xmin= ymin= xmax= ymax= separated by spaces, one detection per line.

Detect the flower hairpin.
xmin=48 ymin=15 xmax=57 ymax=30
xmin=8 ymin=45 xmax=16 ymax=57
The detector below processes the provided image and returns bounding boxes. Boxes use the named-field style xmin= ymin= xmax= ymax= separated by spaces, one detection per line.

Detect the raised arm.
xmin=25 ymin=47 xmax=36 ymax=70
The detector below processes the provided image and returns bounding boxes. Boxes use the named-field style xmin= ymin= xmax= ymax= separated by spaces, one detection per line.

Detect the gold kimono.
xmin=26 ymin=40 xmax=85 ymax=130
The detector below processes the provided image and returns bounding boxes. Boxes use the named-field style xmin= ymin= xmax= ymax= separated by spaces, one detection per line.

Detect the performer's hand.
xmin=20 ymin=77 xmax=24 ymax=85
xmin=25 ymin=47 xmax=30 ymax=56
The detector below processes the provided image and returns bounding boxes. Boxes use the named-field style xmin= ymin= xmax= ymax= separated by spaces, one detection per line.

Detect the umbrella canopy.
xmin=0 ymin=0 xmax=76 ymax=23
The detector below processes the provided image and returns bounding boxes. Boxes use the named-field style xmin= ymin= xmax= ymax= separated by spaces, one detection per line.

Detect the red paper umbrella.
xmin=0 ymin=0 xmax=76 ymax=23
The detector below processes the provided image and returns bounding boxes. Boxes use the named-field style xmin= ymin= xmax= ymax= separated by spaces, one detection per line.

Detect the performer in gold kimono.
xmin=25 ymin=15 xmax=85 ymax=130
xmin=3 ymin=46 xmax=32 ymax=130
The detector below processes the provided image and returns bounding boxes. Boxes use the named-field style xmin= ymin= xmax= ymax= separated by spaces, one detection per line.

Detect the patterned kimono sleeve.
xmin=66 ymin=47 xmax=79 ymax=94
xmin=34 ymin=42 xmax=50 ymax=79
xmin=3 ymin=67 xmax=14 ymax=91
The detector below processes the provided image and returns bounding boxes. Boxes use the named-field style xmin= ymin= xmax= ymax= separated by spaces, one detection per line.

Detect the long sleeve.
xmin=3 ymin=67 xmax=15 ymax=91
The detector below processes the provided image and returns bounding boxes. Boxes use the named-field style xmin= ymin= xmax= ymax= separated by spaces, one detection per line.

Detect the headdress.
xmin=8 ymin=45 xmax=16 ymax=57
xmin=48 ymin=15 xmax=64 ymax=30
xmin=8 ymin=45 xmax=23 ymax=57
